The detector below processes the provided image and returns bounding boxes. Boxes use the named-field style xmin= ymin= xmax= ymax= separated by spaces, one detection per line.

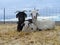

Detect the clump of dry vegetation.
xmin=0 ymin=23 xmax=60 ymax=45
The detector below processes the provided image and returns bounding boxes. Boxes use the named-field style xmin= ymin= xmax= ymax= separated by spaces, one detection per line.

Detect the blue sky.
xmin=0 ymin=0 xmax=60 ymax=9
xmin=0 ymin=0 xmax=60 ymax=21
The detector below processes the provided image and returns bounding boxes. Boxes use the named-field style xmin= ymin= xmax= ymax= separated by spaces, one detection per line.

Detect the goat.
xmin=22 ymin=19 xmax=37 ymax=32
xmin=16 ymin=11 xmax=27 ymax=32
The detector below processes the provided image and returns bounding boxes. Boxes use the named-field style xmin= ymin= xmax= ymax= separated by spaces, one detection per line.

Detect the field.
xmin=0 ymin=23 xmax=60 ymax=45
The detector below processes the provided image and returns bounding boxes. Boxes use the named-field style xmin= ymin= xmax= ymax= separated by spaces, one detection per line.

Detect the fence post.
xmin=4 ymin=8 xmax=5 ymax=24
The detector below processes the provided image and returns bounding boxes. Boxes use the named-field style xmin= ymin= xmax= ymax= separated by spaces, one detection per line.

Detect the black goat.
xmin=16 ymin=11 xmax=27 ymax=32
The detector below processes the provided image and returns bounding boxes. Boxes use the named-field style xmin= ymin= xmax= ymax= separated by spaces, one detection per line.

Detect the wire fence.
xmin=0 ymin=8 xmax=60 ymax=24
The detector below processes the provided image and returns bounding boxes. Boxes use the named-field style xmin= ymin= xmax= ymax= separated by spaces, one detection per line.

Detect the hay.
xmin=0 ymin=23 xmax=60 ymax=45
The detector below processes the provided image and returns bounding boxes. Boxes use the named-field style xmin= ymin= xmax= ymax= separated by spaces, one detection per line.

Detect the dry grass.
xmin=0 ymin=23 xmax=60 ymax=45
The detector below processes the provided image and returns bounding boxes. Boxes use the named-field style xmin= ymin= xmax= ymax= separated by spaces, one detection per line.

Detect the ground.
xmin=0 ymin=23 xmax=60 ymax=45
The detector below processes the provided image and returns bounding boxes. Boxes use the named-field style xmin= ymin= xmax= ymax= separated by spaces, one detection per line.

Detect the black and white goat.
xmin=22 ymin=19 xmax=37 ymax=32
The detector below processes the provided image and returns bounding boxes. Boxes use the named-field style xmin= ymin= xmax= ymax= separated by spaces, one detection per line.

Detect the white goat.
xmin=36 ymin=19 xmax=55 ymax=30
xmin=22 ymin=21 xmax=29 ymax=32
xmin=30 ymin=9 xmax=39 ymax=25
xmin=30 ymin=9 xmax=55 ymax=30
xmin=22 ymin=21 xmax=37 ymax=32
